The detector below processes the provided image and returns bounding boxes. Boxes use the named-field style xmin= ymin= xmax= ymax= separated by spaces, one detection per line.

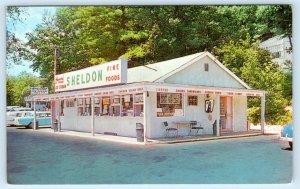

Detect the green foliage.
xmin=214 ymin=37 xmax=291 ymax=124
xmin=17 ymin=5 xmax=292 ymax=125
xmin=6 ymin=7 xmax=28 ymax=66
xmin=7 ymin=72 xmax=47 ymax=106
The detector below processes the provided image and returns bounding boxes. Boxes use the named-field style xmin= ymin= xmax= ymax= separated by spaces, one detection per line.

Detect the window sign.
xmin=113 ymin=96 xmax=120 ymax=104
xmin=102 ymin=98 xmax=110 ymax=105
xmin=205 ymin=100 xmax=215 ymax=113
xmin=134 ymin=93 xmax=143 ymax=103
xmin=124 ymin=94 xmax=131 ymax=102
xmin=157 ymin=93 xmax=183 ymax=117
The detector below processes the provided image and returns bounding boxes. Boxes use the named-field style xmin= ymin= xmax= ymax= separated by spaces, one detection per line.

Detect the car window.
xmin=16 ymin=113 xmax=23 ymax=117
xmin=39 ymin=113 xmax=46 ymax=117
xmin=25 ymin=112 xmax=33 ymax=117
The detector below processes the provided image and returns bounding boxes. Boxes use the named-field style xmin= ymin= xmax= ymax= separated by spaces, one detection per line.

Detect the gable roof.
xmin=127 ymin=51 xmax=251 ymax=89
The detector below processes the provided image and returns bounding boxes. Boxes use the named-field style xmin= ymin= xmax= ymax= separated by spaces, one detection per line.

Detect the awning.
xmin=32 ymin=82 xmax=265 ymax=101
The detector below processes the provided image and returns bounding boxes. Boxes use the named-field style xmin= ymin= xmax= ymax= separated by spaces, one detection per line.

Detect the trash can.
xmin=213 ymin=121 xmax=217 ymax=135
xmin=53 ymin=119 xmax=58 ymax=132
xmin=212 ymin=120 xmax=221 ymax=136
xmin=136 ymin=123 xmax=144 ymax=142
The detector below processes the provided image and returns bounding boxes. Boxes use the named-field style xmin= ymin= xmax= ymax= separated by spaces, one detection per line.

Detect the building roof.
xmin=127 ymin=51 xmax=251 ymax=89
xmin=127 ymin=52 xmax=204 ymax=83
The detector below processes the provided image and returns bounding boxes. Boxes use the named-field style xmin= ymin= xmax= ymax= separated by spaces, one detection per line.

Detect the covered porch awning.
xmin=30 ymin=82 xmax=266 ymax=140
xmin=32 ymin=81 xmax=265 ymax=101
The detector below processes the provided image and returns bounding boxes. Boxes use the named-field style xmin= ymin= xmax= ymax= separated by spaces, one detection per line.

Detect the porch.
xmin=35 ymin=127 xmax=264 ymax=145
xmin=147 ymin=130 xmax=263 ymax=144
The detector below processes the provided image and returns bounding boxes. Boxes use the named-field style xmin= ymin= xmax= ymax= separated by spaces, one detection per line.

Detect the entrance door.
xmin=220 ymin=96 xmax=233 ymax=132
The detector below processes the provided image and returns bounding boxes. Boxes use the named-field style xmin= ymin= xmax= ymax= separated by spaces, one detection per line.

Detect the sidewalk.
xmin=36 ymin=128 xmax=144 ymax=145
xmin=250 ymin=125 xmax=282 ymax=134
xmin=35 ymin=127 xmax=272 ymax=145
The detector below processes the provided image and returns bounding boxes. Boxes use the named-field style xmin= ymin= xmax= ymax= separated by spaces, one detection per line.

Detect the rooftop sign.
xmin=55 ymin=59 xmax=128 ymax=92
xmin=31 ymin=87 xmax=49 ymax=95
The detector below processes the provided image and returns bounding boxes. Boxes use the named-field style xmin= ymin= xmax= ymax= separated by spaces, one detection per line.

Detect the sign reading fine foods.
xmin=31 ymin=87 xmax=49 ymax=95
xmin=55 ymin=59 xmax=128 ymax=92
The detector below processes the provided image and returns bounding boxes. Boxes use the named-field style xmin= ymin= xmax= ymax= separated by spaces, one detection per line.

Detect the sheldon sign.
xmin=55 ymin=59 xmax=128 ymax=92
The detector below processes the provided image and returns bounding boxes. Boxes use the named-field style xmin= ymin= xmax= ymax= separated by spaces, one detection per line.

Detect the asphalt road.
xmin=7 ymin=127 xmax=292 ymax=184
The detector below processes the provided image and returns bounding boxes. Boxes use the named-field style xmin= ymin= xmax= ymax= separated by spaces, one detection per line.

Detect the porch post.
xmin=216 ymin=95 xmax=220 ymax=136
xmin=33 ymin=101 xmax=37 ymax=130
xmin=58 ymin=100 xmax=61 ymax=132
xmin=261 ymin=93 xmax=266 ymax=134
xmin=143 ymin=91 xmax=147 ymax=144
xmin=91 ymin=96 xmax=95 ymax=136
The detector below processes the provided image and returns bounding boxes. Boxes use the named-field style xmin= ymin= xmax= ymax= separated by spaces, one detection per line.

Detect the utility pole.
xmin=53 ymin=47 xmax=58 ymax=91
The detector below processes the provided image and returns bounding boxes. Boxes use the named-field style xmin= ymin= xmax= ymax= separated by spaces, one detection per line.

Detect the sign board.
xmin=31 ymin=87 xmax=49 ymax=95
xmin=55 ymin=59 xmax=128 ymax=92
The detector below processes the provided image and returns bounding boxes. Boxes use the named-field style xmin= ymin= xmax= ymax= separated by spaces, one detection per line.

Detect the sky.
xmin=6 ymin=6 xmax=57 ymax=76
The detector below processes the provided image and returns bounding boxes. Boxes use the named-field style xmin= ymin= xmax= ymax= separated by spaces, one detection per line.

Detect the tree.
xmin=6 ymin=7 xmax=28 ymax=66
xmin=7 ymin=72 xmax=46 ymax=106
xmin=214 ymin=36 xmax=291 ymax=124
xmin=256 ymin=5 xmax=292 ymax=49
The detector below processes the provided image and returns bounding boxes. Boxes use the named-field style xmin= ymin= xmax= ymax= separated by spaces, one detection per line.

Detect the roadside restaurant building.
xmin=32 ymin=51 xmax=266 ymax=142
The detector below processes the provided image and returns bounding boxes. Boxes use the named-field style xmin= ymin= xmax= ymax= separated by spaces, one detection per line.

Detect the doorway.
xmin=220 ymin=96 xmax=233 ymax=132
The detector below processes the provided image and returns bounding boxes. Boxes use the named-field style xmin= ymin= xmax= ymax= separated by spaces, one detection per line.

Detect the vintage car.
xmin=280 ymin=123 xmax=293 ymax=148
xmin=14 ymin=111 xmax=51 ymax=128
xmin=7 ymin=110 xmax=32 ymax=126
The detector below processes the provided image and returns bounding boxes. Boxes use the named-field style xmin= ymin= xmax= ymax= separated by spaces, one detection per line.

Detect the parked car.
xmin=6 ymin=106 xmax=21 ymax=112
xmin=6 ymin=110 xmax=33 ymax=126
xmin=14 ymin=111 xmax=51 ymax=128
xmin=280 ymin=123 xmax=293 ymax=148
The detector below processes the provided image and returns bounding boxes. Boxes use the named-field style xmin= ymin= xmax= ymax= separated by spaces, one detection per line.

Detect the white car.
xmin=6 ymin=110 xmax=33 ymax=126
xmin=14 ymin=111 xmax=51 ymax=128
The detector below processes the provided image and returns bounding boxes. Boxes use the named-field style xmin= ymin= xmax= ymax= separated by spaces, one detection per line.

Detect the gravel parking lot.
xmin=7 ymin=127 xmax=292 ymax=184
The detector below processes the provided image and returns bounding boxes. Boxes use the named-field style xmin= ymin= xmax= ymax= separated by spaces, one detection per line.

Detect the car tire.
xmin=289 ymin=142 xmax=293 ymax=149
xmin=26 ymin=122 xmax=32 ymax=129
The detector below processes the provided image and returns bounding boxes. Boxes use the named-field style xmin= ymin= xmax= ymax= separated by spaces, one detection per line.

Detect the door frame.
xmin=220 ymin=96 xmax=234 ymax=132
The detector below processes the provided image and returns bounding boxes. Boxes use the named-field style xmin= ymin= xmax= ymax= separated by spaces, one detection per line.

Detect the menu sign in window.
xmin=157 ymin=93 xmax=183 ymax=117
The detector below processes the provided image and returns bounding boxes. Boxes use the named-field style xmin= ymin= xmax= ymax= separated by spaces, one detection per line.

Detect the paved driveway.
xmin=7 ymin=127 xmax=292 ymax=184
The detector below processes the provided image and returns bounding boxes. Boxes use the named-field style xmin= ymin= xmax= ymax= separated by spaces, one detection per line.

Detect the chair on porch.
xmin=189 ymin=121 xmax=204 ymax=136
xmin=163 ymin=121 xmax=177 ymax=137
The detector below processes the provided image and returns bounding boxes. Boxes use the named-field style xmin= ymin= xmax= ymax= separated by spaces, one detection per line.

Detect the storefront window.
xmin=60 ymin=100 xmax=64 ymax=116
xmin=102 ymin=97 xmax=110 ymax=116
xmin=77 ymin=98 xmax=91 ymax=116
xmin=188 ymin=95 xmax=198 ymax=106
xmin=77 ymin=98 xmax=84 ymax=116
xmin=111 ymin=96 xmax=121 ymax=116
xmin=121 ymin=94 xmax=133 ymax=116
xmin=84 ymin=98 xmax=91 ymax=116
xmin=157 ymin=93 xmax=183 ymax=117
xmin=94 ymin=97 xmax=101 ymax=116
xmin=134 ymin=93 xmax=144 ymax=117
xmin=66 ymin=99 xmax=75 ymax=107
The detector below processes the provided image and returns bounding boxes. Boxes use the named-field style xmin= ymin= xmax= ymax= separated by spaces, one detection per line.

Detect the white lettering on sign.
xmin=55 ymin=59 xmax=127 ymax=92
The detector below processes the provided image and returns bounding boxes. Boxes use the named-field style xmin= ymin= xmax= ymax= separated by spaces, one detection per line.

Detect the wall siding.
xmin=164 ymin=56 xmax=245 ymax=89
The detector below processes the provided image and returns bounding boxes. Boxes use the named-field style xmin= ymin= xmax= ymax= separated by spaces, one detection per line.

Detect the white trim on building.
xmin=31 ymin=52 xmax=266 ymax=142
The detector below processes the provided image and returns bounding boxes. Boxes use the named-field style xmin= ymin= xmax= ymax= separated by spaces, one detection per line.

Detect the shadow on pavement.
xmin=281 ymin=147 xmax=293 ymax=151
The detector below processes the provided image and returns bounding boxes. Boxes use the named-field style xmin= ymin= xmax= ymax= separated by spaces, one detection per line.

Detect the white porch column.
xmin=58 ymin=100 xmax=61 ymax=132
xmin=261 ymin=93 xmax=266 ymax=134
xmin=33 ymin=101 xmax=37 ymax=130
xmin=91 ymin=96 xmax=95 ymax=136
xmin=143 ymin=91 xmax=147 ymax=144
xmin=216 ymin=95 xmax=220 ymax=136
